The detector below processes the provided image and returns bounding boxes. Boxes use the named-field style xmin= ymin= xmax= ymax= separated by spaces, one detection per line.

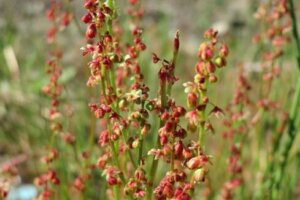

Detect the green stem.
xmin=122 ymin=129 xmax=138 ymax=168
xmin=272 ymin=78 xmax=300 ymax=198
xmin=138 ymin=101 xmax=145 ymax=165
xmin=199 ymin=81 xmax=207 ymax=147
xmin=146 ymin=81 xmax=167 ymax=200
xmin=106 ymin=0 xmax=114 ymax=34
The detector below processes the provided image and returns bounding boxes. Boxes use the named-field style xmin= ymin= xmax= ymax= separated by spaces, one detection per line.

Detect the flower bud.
xmin=174 ymin=31 xmax=180 ymax=51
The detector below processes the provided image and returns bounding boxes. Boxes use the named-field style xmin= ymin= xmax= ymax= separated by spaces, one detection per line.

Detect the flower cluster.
xmin=253 ymin=0 xmax=290 ymax=88
xmin=184 ymin=29 xmax=228 ymax=141
xmin=80 ymin=0 xmax=230 ymax=198
xmin=37 ymin=0 xmax=73 ymax=199
xmin=81 ymin=0 xmax=152 ymax=198
xmin=46 ymin=0 xmax=71 ymax=43
xmin=221 ymin=71 xmax=251 ymax=200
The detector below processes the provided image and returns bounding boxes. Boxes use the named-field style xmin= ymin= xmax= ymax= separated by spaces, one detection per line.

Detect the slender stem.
xmin=122 ymin=129 xmax=138 ymax=168
xmin=199 ymin=81 xmax=207 ymax=147
xmin=272 ymin=78 xmax=300 ymax=198
xmin=106 ymin=0 xmax=114 ymax=34
xmin=271 ymin=0 xmax=300 ymax=197
xmin=146 ymin=81 xmax=167 ymax=200
xmin=138 ymin=101 xmax=146 ymax=165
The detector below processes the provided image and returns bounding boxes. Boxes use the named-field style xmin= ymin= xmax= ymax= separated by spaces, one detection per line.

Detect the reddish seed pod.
xmin=61 ymin=12 xmax=71 ymax=27
xmin=51 ymin=99 xmax=59 ymax=107
xmin=84 ymin=0 xmax=95 ymax=9
xmin=174 ymin=140 xmax=184 ymax=157
xmin=47 ymin=170 xmax=56 ymax=180
xmin=63 ymin=133 xmax=76 ymax=144
xmin=176 ymin=106 xmax=186 ymax=116
xmin=46 ymin=8 xmax=55 ymax=21
xmin=219 ymin=43 xmax=229 ymax=57
xmin=161 ymin=112 xmax=170 ymax=121
xmin=74 ymin=177 xmax=84 ymax=191
xmin=104 ymin=33 xmax=113 ymax=43
xmin=174 ymin=128 xmax=187 ymax=138
xmin=137 ymin=42 xmax=146 ymax=51
xmin=51 ymin=177 xmax=60 ymax=185
xmin=81 ymin=13 xmax=93 ymax=23
xmin=160 ymin=135 xmax=168 ymax=145
xmin=95 ymin=108 xmax=105 ymax=118
xmin=187 ymin=92 xmax=198 ymax=108
xmin=132 ymin=27 xmax=140 ymax=35
xmin=86 ymin=23 xmax=97 ymax=39
xmin=41 ymin=189 xmax=53 ymax=199
xmin=195 ymin=61 xmax=205 ymax=75
xmin=209 ymin=74 xmax=218 ymax=83
xmin=165 ymin=121 xmax=174 ymax=132
xmin=204 ymin=28 xmax=218 ymax=39
xmin=108 ymin=176 xmax=118 ymax=186
xmin=182 ymin=148 xmax=193 ymax=159
xmin=186 ymin=156 xmax=202 ymax=169
xmin=98 ymin=10 xmax=106 ymax=22
xmin=34 ymin=176 xmax=45 ymax=186
xmin=134 ymin=37 xmax=141 ymax=44
xmin=206 ymin=61 xmax=215 ymax=73
xmin=98 ymin=130 xmax=109 ymax=146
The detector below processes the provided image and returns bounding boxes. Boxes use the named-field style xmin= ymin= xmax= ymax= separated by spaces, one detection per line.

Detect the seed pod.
xmin=81 ymin=13 xmax=93 ymax=23
xmin=206 ymin=61 xmax=215 ymax=73
xmin=186 ymin=156 xmax=202 ymax=169
xmin=209 ymin=74 xmax=218 ymax=83
xmin=182 ymin=148 xmax=193 ymax=159
xmin=174 ymin=140 xmax=184 ymax=157
xmin=187 ymin=92 xmax=198 ymax=108
xmin=215 ymin=56 xmax=226 ymax=68
xmin=219 ymin=43 xmax=229 ymax=57
xmin=86 ymin=23 xmax=97 ymax=39
xmin=194 ymin=168 xmax=206 ymax=182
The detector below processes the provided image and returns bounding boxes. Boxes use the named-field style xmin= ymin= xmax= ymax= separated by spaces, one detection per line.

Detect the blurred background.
xmin=0 ymin=0 xmax=300 ymax=199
